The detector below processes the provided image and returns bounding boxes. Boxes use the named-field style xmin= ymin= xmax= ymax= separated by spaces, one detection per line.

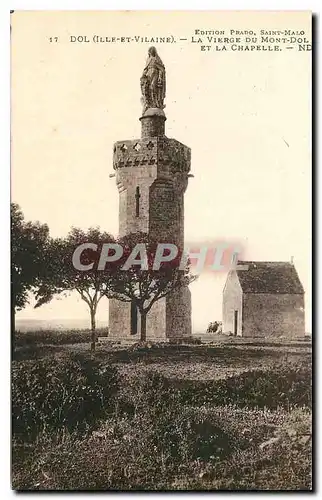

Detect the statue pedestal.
xmin=139 ymin=108 xmax=166 ymax=138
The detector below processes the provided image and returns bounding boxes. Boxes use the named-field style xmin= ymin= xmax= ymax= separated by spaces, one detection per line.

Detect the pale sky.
xmin=11 ymin=11 xmax=312 ymax=332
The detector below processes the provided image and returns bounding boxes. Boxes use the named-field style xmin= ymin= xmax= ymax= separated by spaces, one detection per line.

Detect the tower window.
xmin=135 ymin=186 xmax=141 ymax=217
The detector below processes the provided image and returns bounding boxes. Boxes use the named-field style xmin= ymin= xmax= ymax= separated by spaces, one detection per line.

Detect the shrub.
xmin=11 ymin=349 xmax=312 ymax=490
xmin=14 ymin=328 xmax=109 ymax=348
xmin=12 ymin=404 xmax=312 ymax=491
xmin=12 ymin=366 xmax=312 ymax=491
xmin=168 ymin=337 xmax=202 ymax=345
xmin=118 ymin=372 xmax=237 ymax=463
xmin=175 ymin=361 xmax=312 ymax=410
xmin=12 ymin=344 xmax=62 ymax=361
xmin=199 ymin=408 xmax=312 ymax=491
xmin=12 ymin=353 xmax=118 ymax=440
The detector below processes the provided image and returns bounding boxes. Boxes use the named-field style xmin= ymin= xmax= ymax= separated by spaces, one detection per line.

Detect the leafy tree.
xmin=35 ymin=227 xmax=116 ymax=351
xmin=11 ymin=203 xmax=50 ymax=333
xmin=107 ymin=232 xmax=197 ymax=341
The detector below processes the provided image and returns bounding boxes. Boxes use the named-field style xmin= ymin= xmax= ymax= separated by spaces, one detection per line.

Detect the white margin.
xmin=1 ymin=1 xmax=319 ymax=498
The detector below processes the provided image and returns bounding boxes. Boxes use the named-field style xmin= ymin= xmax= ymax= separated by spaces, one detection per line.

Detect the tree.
xmin=35 ymin=227 xmax=116 ymax=351
xmin=11 ymin=203 xmax=50 ymax=333
xmin=107 ymin=232 xmax=197 ymax=341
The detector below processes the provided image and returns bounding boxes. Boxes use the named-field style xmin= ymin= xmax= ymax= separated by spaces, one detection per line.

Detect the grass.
xmin=11 ymin=334 xmax=312 ymax=491
xmin=13 ymin=328 xmax=108 ymax=361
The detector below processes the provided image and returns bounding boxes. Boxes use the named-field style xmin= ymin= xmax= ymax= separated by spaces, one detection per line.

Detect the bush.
xmin=14 ymin=328 xmax=109 ymax=348
xmin=12 ymin=353 xmax=118 ymax=440
xmin=12 ymin=401 xmax=312 ymax=491
xmin=168 ymin=337 xmax=202 ymax=345
xmin=175 ymin=361 xmax=312 ymax=410
xmin=11 ymin=348 xmax=312 ymax=490
xmin=12 ymin=367 xmax=312 ymax=491
xmin=193 ymin=408 xmax=312 ymax=491
xmin=118 ymin=372 xmax=237 ymax=463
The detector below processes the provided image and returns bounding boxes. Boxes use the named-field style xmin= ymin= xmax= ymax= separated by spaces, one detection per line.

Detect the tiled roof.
xmin=236 ymin=261 xmax=304 ymax=294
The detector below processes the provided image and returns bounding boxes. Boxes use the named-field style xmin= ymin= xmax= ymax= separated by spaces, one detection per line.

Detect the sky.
xmin=11 ymin=10 xmax=312 ymax=332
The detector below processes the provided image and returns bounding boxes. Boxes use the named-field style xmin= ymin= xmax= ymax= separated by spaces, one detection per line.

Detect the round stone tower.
xmin=108 ymin=48 xmax=192 ymax=340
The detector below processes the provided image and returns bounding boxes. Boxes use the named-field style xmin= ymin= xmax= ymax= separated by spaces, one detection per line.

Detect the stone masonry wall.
xmin=109 ymin=125 xmax=191 ymax=340
xmin=222 ymin=270 xmax=243 ymax=335
xmin=117 ymin=164 xmax=157 ymax=236
xmin=242 ymin=293 xmax=305 ymax=338
xmin=166 ymin=285 xmax=192 ymax=338
xmin=108 ymin=298 xmax=132 ymax=338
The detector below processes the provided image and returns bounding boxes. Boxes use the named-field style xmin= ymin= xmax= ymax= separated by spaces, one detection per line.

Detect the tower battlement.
xmin=113 ymin=138 xmax=191 ymax=176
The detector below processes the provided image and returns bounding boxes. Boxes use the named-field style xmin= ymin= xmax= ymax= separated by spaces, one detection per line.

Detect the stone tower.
xmin=109 ymin=47 xmax=192 ymax=340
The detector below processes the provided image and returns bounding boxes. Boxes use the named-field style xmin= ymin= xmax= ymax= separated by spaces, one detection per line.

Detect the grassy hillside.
xmin=12 ymin=338 xmax=312 ymax=491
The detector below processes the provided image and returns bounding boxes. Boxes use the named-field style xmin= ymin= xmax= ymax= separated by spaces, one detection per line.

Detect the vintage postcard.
xmin=11 ymin=10 xmax=312 ymax=491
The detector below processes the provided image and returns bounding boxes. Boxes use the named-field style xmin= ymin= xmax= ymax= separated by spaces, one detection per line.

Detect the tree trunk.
xmin=90 ymin=308 xmax=96 ymax=352
xmin=11 ymin=307 xmax=15 ymax=357
xmin=11 ymin=307 xmax=15 ymax=334
xmin=140 ymin=311 xmax=147 ymax=342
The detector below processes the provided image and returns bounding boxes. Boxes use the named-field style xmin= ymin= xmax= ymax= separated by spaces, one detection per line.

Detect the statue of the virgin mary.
xmin=140 ymin=47 xmax=166 ymax=114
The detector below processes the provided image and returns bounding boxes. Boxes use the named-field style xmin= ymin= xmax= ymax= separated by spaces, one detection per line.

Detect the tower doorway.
xmin=130 ymin=301 xmax=138 ymax=335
